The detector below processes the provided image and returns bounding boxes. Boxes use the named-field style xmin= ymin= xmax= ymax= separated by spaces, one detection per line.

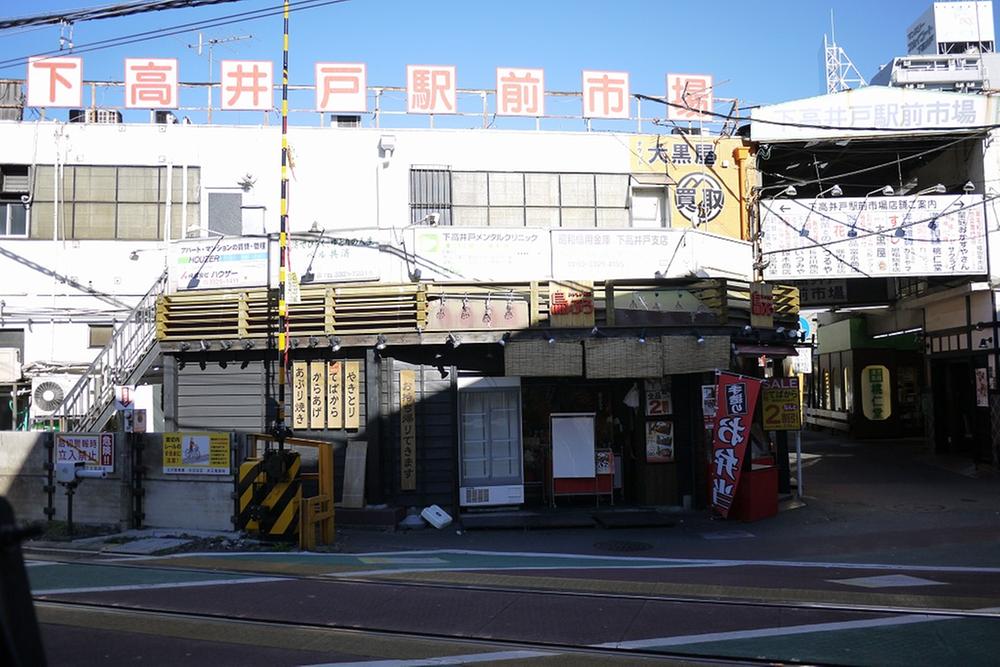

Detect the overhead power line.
xmin=635 ymin=92 xmax=1000 ymax=136
xmin=0 ymin=0 xmax=351 ymax=71
xmin=0 ymin=0 xmax=244 ymax=31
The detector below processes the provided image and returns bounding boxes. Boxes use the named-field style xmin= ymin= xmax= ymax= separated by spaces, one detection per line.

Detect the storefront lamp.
xmin=498 ymin=332 xmax=510 ymax=347
xmin=328 ymin=336 xmax=342 ymax=352
xmin=375 ymin=334 xmax=388 ymax=350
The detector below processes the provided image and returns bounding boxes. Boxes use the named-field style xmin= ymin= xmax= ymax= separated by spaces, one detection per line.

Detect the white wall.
xmin=0 ymin=120 xmax=748 ymax=369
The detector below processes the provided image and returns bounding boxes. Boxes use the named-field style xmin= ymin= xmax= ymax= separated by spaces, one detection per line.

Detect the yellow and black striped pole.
xmin=275 ymin=0 xmax=291 ymax=450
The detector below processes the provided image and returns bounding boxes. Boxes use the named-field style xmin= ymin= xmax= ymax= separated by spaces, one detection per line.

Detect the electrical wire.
xmin=0 ymin=0 xmax=351 ymax=71
xmin=760 ymin=192 xmax=998 ymax=255
xmin=0 ymin=1 xmax=243 ymax=31
xmin=635 ymin=92 xmax=1000 ymax=135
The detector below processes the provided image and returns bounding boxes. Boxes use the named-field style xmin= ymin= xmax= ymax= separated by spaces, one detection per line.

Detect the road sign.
xmin=113 ymin=385 xmax=134 ymax=410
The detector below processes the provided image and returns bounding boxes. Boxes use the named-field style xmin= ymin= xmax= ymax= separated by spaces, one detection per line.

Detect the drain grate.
xmin=593 ymin=540 xmax=654 ymax=552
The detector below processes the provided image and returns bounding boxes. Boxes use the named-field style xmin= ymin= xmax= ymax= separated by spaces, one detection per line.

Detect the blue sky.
xmin=0 ymin=0 xmax=988 ymax=111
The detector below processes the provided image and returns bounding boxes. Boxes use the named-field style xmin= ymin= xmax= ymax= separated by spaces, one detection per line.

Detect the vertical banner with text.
xmin=710 ymin=372 xmax=762 ymax=517
xmin=344 ymin=361 xmax=361 ymax=430
xmin=400 ymin=370 xmax=417 ymax=491
xmin=292 ymin=361 xmax=308 ymax=430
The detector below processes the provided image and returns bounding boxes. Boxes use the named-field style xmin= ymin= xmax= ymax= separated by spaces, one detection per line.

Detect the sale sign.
xmin=762 ymin=377 xmax=801 ymax=431
xmin=710 ymin=372 xmax=762 ymax=517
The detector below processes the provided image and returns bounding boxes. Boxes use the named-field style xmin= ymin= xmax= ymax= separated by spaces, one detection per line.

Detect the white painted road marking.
xmin=34 ymin=576 xmax=286 ymax=596
xmin=302 ymin=650 xmax=554 ymax=667
xmin=831 ymin=574 xmax=946 ymax=588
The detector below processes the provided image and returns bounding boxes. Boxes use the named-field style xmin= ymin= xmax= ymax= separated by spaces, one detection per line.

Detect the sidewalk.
xmin=26 ymin=430 xmax=1000 ymax=567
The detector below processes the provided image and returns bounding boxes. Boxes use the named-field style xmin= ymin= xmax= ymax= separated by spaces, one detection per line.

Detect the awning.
xmin=733 ymin=343 xmax=799 ymax=358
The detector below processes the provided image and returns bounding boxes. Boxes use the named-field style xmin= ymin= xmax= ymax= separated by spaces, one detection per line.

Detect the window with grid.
xmin=410 ymin=168 xmax=630 ymax=228
xmin=0 ymin=165 xmax=29 ymax=237
xmin=29 ymin=165 xmax=201 ymax=240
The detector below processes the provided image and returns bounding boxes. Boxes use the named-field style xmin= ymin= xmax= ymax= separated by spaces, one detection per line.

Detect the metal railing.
xmin=55 ymin=270 xmax=168 ymax=431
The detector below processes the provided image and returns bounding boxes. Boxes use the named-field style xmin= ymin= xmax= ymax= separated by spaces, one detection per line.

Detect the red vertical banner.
xmin=710 ymin=372 xmax=762 ymax=517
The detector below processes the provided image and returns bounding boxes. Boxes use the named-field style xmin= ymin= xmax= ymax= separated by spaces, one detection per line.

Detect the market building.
xmin=0 ymin=59 xmax=803 ymax=523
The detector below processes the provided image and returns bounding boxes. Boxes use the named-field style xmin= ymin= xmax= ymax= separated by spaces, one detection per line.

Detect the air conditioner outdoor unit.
xmin=0 ymin=348 xmax=20 ymax=383
xmin=331 ymin=114 xmax=360 ymax=128
xmin=29 ymin=375 xmax=80 ymax=421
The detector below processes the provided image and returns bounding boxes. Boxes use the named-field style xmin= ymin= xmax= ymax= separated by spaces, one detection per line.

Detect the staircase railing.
xmin=56 ymin=270 xmax=168 ymax=431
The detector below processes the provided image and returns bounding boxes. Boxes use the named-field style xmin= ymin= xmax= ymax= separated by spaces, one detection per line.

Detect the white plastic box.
xmin=420 ymin=504 xmax=453 ymax=529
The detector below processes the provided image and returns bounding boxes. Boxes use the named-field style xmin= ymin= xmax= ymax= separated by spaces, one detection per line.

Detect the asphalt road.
xmin=24 ymin=430 xmax=1000 ymax=665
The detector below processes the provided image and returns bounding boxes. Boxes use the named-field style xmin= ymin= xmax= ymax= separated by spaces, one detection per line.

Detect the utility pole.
xmin=187 ymin=32 xmax=253 ymax=123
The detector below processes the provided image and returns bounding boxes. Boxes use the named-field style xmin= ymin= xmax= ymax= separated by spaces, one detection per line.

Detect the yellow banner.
xmin=629 ymin=135 xmax=748 ymax=239
xmin=400 ymin=370 xmax=417 ymax=491
xmin=327 ymin=361 xmax=343 ymax=429
xmin=292 ymin=361 xmax=308 ymax=429
xmin=309 ymin=361 xmax=326 ymax=430
xmin=344 ymin=360 xmax=361 ymax=430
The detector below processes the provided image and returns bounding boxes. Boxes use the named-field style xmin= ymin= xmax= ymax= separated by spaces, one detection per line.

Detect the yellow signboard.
xmin=762 ymin=378 xmax=801 ymax=431
xmin=344 ymin=360 xmax=361 ymax=430
xmin=328 ymin=361 xmax=343 ymax=429
xmin=861 ymin=365 xmax=891 ymax=421
xmin=163 ymin=432 xmax=230 ymax=475
xmin=400 ymin=370 xmax=417 ymax=491
xmin=309 ymin=361 xmax=326 ymax=430
xmin=629 ymin=135 xmax=748 ymax=239
xmin=292 ymin=361 xmax=308 ymax=429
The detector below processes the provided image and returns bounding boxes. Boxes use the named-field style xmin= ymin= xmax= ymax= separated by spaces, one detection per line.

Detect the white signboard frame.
xmin=551 ymin=229 xmax=686 ymax=280
xmin=412 ymin=227 xmax=550 ymax=281
xmin=761 ymin=194 xmax=987 ymax=279
xmin=169 ymin=237 xmax=269 ymax=291
xmin=551 ymin=413 xmax=595 ymax=479
xmin=272 ymin=233 xmax=385 ymax=285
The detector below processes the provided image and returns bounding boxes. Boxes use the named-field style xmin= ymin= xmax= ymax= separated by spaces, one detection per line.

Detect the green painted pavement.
xmin=673 ymin=617 xmax=1000 ymax=666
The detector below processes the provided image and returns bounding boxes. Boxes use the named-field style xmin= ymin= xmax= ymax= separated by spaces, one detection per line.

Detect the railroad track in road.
xmin=35 ymin=598 xmax=784 ymax=666
xmin=25 ymin=548 xmax=1000 ymax=621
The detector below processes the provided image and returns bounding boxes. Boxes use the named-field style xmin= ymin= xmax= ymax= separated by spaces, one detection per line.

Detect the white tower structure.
xmin=824 ymin=13 xmax=867 ymax=94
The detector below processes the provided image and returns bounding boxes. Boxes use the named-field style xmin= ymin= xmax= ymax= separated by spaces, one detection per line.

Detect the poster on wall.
xmin=710 ymin=372 xmax=762 ymax=517
xmin=55 ymin=433 xmax=114 ymax=473
xmin=976 ymin=367 xmax=989 ymax=407
xmin=645 ymin=379 xmax=673 ymax=416
xmin=701 ymin=385 xmax=717 ymax=426
xmin=162 ymin=432 xmax=230 ymax=475
xmin=645 ymin=420 xmax=674 ymax=463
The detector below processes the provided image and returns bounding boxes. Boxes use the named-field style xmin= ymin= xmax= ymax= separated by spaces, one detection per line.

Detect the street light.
xmin=847 ymin=185 xmax=894 ymax=238
xmin=896 ymin=184 xmax=945 ymax=238
xmin=799 ymin=184 xmax=842 ymax=238
xmin=929 ymin=182 xmax=974 ymax=231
